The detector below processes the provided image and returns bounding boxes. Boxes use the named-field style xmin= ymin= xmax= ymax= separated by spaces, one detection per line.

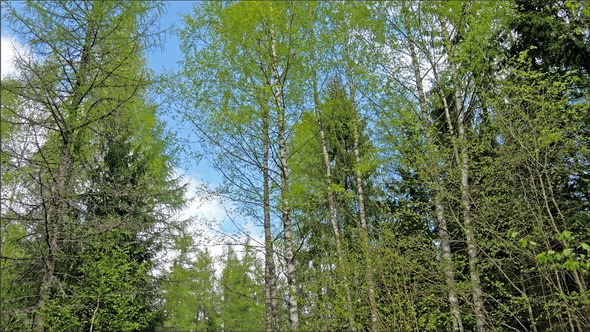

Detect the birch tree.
xmin=175 ymin=2 xmax=311 ymax=329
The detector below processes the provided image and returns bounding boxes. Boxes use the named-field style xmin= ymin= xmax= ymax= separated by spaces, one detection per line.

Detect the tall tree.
xmin=1 ymin=1 xmax=183 ymax=330
xmin=308 ymin=12 xmax=356 ymax=327
xmin=174 ymin=2 xmax=312 ymax=329
xmin=163 ymin=234 xmax=219 ymax=332
xmin=376 ymin=3 xmax=464 ymax=328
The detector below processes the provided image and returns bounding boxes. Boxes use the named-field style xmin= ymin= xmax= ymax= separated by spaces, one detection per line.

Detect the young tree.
xmin=163 ymin=234 xmax=219 ymax=332
xmin=373 ymin=3 xmax=464 ymax=328
xmin=481 ymin=56 xmax=590 ymax=330
xmin=219 ymin=243 xmax=264 ymax=331
xmin=289 ymin=79 xmax=379 ymax=330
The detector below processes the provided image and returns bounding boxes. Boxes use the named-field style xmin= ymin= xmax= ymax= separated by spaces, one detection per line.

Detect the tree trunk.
xmin=352 ymin=120 xmax=379 ymax=332
xmin=408 ymin=38 xmax=463 ymax=332
xmin=263 ymin=108 xmax=280 ymax=332
xmin=453 ymin=71 xmax=485 ymax=332
xmin=433 ymin=15 xmax=486 ymax=331
xmin=345 ymin=53 xmax=378 ymax=331
xmin=33 ymin=144 xmax=70 ymax=332
xmin=269 ymin=27 xmax=299 ymax=331
xmin=436 ymin=58 xmax=486 ymax=331
xmin=32 ymin=11 xmax=96 ymax=328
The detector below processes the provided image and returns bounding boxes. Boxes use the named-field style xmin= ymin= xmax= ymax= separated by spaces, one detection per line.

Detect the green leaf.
xmin=536 ymin=253 xmax=547 ymax=263
xmin=563 ymin=259 xmax=579 ymax=271
xmin=558 ymin=230 xmax=572 ymax=241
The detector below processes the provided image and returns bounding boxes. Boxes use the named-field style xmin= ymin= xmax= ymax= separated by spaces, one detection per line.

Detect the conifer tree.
xmin=1 ymin=1 xmax=183 ymax=330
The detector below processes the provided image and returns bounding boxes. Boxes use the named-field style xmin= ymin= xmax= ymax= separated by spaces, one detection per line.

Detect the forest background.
xmin=1 ymin=1 xmax=589 ymax=331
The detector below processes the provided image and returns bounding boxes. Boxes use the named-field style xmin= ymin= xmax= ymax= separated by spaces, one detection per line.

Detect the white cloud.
xmin=1 ymin=35 xmax=25 ymax=79
xmin=169 ymin=168 xmax=267 ymax=276
xmin=172 ymin=168 xmax=228 ymax=260
xmin=178 ymin=175 xmax=227 ymax=223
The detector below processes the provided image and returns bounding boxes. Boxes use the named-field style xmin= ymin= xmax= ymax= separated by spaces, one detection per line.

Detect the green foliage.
xmin=509 ymin=0 xmax=590 ymax=76
xmin=1 ymin=1 xmax=182 ymax=331
xmin=163 ymin=237 xmax=219 ymax=332
xmin=42 ymin=231 xmax=164 ymax=332
xmin=219 ymin=243 xmax=264 ymax=331
xmin=374 ymin=230 xmax=451 ymax=331
xmin=476 ymin=49 xmax=590 ymax=329
xmin=3 ymin=1 xmax=590 ymax=331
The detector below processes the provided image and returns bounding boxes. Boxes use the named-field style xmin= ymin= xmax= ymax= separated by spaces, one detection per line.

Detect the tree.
xmin=289 ymin=79 xmax=379 ymax=330
xmin=308 ymin=16 xmax=357 ymax=326
xmin=374 ymin=3 xmax=465 ymax=328
xmin=480 ymin=55 xmax=590 ymax=330
xmin=41 ymin=230 xmax=165 ymax=331
xmin=164 ymin=1 xmax=589 ymax=330
xmin=508 ymin=0 xmax=590 ymax=77
xmin=163 ymin=234 xmax=219 ymax=332
xmin=174 ymin=2 xmax=313 ymax=329
xmin=1 ymin=1 xmax=183 ymax=330
xmin=219 ymin=243 xmax=264 ymax=331
xmin=3 ymin=1 xmax=580 ymax=331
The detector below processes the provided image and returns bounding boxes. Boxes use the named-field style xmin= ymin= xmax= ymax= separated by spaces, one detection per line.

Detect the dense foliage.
xmin=0 ymin=1 xmax=182 ymax=331
xmin=1 ymin=1 xmax=588 ymax=331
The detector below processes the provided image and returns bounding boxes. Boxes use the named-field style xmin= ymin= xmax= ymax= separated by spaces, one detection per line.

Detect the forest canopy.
xmin=1 ymin=1 xmax=589 ymax=331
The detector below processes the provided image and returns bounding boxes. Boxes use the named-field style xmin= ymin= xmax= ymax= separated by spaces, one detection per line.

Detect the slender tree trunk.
xmin=408 ymin=38 xmax=464 ymax=332
xmin=269 ymin=27 xmax=299 ymax=331
xmin=436 ymin=196 xmax=465 ymax=331
xmin=32 ymin=12 xmax=96 ymax=329
xmin=434 ymin=68 xmax=487 ymax=331
xmin=538 ymin=164 xmax=588 ymax=294
xmin=309 ymin=35 xmax=356 ymax=330
xmin=429 ymin=46 xmax=483 ymax=331
xmin=345 ymin=54 xmax=378 ymax=332
xmin=519 ymin=280 xmax=538 ymax=332
xmin=352 ymin=120 xmax=378 ymax=332
xmin=33 ymin=230 xmax=55 ymax=332
xmin=436 ymin=61 xmax=486 ymax=330
xmin=263 ymin=108 xmax=280 ymax=332
xmin=535 ymin=162 xmax=588 ymax=327
xmin=450 ymin=65 xmax=486 ymax=332
xmin=433 ymin=15 xmax=486 ymax=331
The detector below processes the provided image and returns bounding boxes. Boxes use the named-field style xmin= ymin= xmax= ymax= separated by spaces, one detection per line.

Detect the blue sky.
xmin=149 ymin=1 xmax=222 ymax=185
xmin=1 ymin=1 xmax=192 ymax=73
xmin=1 ymin=1 xmax=211 ymax=182
xmin=148 ymin=1 xmax=193 ymax=71
xmin=144 ymin=1 xmax=260 ymax=251
xmin=148 ymin=3 xmax=247 ymax=251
